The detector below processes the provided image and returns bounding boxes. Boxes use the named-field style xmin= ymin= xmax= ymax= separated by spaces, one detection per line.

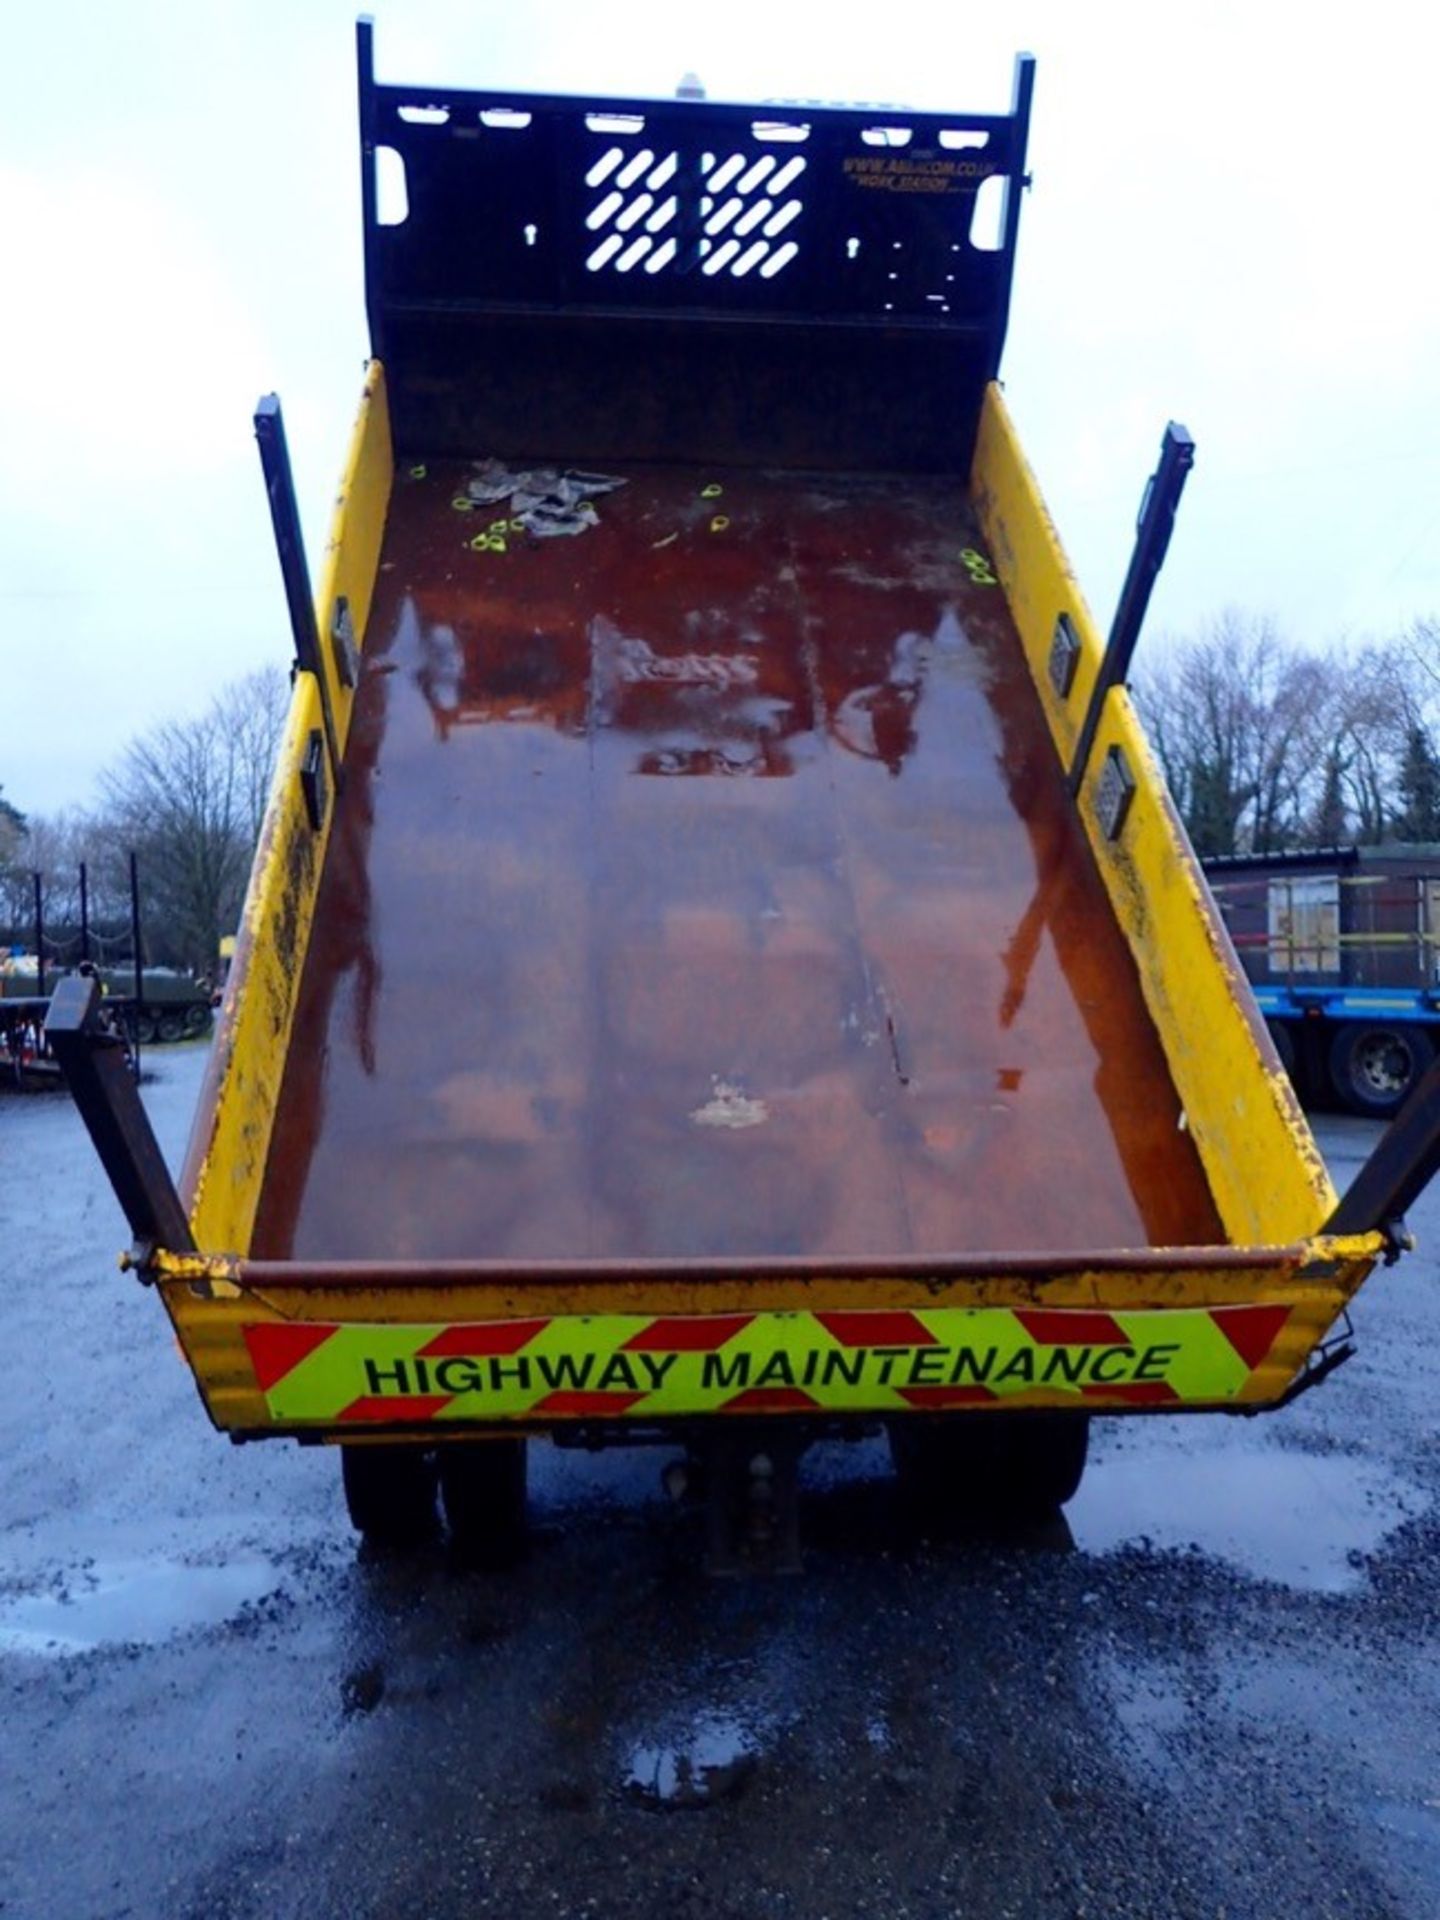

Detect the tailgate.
xmin=158 ymin=1241 xmax=1379 ymax=1438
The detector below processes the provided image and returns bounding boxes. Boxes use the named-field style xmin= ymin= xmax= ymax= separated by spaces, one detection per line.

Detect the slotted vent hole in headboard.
xmin=583 ymin=146 xmax=806 ymax=279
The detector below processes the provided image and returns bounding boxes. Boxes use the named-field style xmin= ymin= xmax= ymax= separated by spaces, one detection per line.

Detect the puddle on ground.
xmin=1370 ymin=1799 xmax=1440 ymax=1882
xmin=864 ymin=1713 xmax=892 ymax=1752
xmin=1069 ymin=1431 xmax=1424 ymax=1594
xmin=1101 ymin=1651 xmax=1195 ymax=1779
xmin=0 ymin=1558 xmax=282 ymax=1656
xmin=623 ymin=1709 xmax=762 ymax=1810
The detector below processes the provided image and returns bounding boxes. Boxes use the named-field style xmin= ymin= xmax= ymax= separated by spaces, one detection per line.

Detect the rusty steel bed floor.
xmin=251 ymin=463 xmax=1223 ymax=1263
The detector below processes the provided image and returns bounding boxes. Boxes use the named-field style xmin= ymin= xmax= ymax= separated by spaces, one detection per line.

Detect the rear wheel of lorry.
xmin=1328 ymin=1022 xmax=1433 ymax=1117
xmin=1265 ymin=1018 xmax=1297 ymax=1081
xmin=341 ymin=1444 xmax=440 ymax=1549
xmin=438 ymin=1440 xmax=528 ymax=1568
xmin=889 ymin=1413 xmax=1090 ymax=1529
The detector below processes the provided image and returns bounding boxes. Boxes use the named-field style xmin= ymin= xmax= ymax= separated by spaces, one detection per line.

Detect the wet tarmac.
xmin=4 ymin=1052 xmax=1440 ymax=1918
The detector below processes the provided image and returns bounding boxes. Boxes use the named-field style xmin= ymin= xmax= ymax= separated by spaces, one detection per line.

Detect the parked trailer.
xmin=1 ymin=968 xmax=210 ymax=1081
xmin=49 ymin=25 xmax=1440 ymax=1568
xmin=1205 ymin=850 xmax=1440 ymax=1115
xmin=0 ymin=997 xmax=57 ymax=1090
xmin=1 ymin=856 xmax=212 ymax=1080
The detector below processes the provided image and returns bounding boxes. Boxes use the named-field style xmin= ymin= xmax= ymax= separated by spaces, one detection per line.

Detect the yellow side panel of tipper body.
xmin=969 ymin=385 xmax=1335 ymax=1249
xmin=181 ymin=362 xmax=392 ymax=1257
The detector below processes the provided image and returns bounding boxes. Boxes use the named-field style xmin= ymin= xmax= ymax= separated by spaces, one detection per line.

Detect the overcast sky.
xmin=3 ymin=0 xmax=1438 ymax=817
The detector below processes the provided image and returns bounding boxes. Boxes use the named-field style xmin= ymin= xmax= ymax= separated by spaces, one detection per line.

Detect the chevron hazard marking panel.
xmin=242 ymin=1304 xmax=1294 ymax=1426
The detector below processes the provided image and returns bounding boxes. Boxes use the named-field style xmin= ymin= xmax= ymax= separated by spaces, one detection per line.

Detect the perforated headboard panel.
xmin=358 ymin=21 xmax=1034 ymax=471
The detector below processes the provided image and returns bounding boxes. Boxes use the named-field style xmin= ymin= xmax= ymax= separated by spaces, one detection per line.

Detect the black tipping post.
xmin=1068 ymin=422 xmax=1195 ymax=796
xmin=986 ymin=53 xmax=1036 ymax=382
xmin=1326 ymin=1053 xmax=1440 ymax=1254
xmin=254 ymin=393 xmax=342 ymax=788
xmin=45 ymin=975 xmax=196 ymax=1255
xmin=129 ymin=847 xmax=144 ymax=1074
xmin=32 ymin=870 xmax=44 ymax=1000
xmin=356 ymin=16 xmax=385 ymax=364
xmin=79 ymin=860 xmax=90 ymax=964
xmin=129 ymin=849 xmax=143 ymax=1004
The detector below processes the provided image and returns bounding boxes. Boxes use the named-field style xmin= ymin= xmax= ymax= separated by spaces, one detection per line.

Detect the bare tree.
xmin=0 ymin=786 xmax=29 ymax=938
xmin=1137 ymin=615 xmax=1436 ymax=855
xmin=1307 ymin=644 xmax=1437 ymax=845
xmin=96 ymin=667 xmax=288 ymax=976
xmin=1141 ymin=624 xmax=1248 ymax=856
xmin=0 ymin=809 xmax=93 ymax=953
xmin=0 ymin=784 xmax=23 ymax=858
xmin=1404 ymin=616 xmax=1440 ymax=703
xmin=1244 ymin=640 xmax=1334 ymax=853
xmin=219 ymin=667 xmax=291 ymax=847
xmin=1331 ymin=648 xmax=1406 ymax=842
xmin=1139 ymin=613 xmax=1327 ymax=856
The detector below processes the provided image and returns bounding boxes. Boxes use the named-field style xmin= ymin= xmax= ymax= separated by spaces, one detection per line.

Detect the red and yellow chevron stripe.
xmin=242 ymin=1302 xmax=1293 ymax=1427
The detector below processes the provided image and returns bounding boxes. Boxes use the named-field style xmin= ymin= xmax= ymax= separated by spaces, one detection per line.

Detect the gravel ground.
xmin=2 ymin=1049 xmax=1438 ymax=1920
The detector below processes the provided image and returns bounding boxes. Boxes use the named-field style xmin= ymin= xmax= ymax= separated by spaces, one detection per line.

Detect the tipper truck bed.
xmin=51 ymin=22 xmax=1440 ymax=1569
xmin=254 ymin=463 xmax=1221 ymax=1266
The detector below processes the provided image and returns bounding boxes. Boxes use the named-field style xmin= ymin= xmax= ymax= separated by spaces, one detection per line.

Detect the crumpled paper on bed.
xmin=467 ymin=459 xmax=626 ymax=536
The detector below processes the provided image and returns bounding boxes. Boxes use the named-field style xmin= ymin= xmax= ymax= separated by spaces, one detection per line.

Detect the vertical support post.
xmin=1423 ymin=874 xmax=1434 ymax=985
xmin=986 ymin=53 xmax=1036 ymax=381
xmin=1068 ymin=422 xmax=1196 ymax=796
xmin=79 ymin=860 xmax=91 ymax=964
xmin=254 ymin=394 xmax=342 ymax=789
xmin=45 ymin=976 xmax=196 ymax=1254
xmin=129 ymin=848 xmax=144 ymax=1071
xmin=129 ymin=850 xmax=144 ymax=1004
xmin=1285 ymin=876 xmax=1295 ymax=984
xmin=33 ymin=870 xmax=45 ymax=999
xmin=356 ymin=15 xmax=384 ymax=364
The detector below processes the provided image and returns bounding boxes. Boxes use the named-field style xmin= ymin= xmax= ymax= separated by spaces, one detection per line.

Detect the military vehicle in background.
xmin=1 ymin=955 xmax=212 ymax=1084
xmin=96 ymin=967 xmax=214 ymax=1045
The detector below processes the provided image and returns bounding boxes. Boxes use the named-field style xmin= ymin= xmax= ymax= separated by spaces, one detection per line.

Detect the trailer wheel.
xmin=889 ymin=1413 xmax=1089 ymax=1528
xmin=1265 ymin=1018 xmax=1297 ymax=1081
xmin=340 ymin=1444 xmax=439 ymax=1549
xmin=1328 ymin=1023 xmax=1433 ymax=1117
xmin=438 ymin=1440 xmax=528 ymax=1568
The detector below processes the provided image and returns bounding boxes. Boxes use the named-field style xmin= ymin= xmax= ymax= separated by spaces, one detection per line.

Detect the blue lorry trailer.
xmin=1204 ymin=847 xmax=1440 ymax=1116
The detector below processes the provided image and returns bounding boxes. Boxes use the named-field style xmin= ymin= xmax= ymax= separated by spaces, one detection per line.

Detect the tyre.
xmin=889 ymin=1413 xmax=1089 ymax=1529
xmin=1265 ymin=1018 xmax=1297 ymax=1081
xmin=438 ymin=1440 xmax=528 ymax=1568
xmin=131 ymin=1010 xmax=157 ymax=1046
xmin=341 ymin=1444 xmax=439 ymax=1549
xmin=1328 ymin=1022 xmax=1433 ymax=1117
xmin=156 ymin=1012 xmax=185 ymax=1043
xmin=182 ymin=1002 xmax=213 ymax=1037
